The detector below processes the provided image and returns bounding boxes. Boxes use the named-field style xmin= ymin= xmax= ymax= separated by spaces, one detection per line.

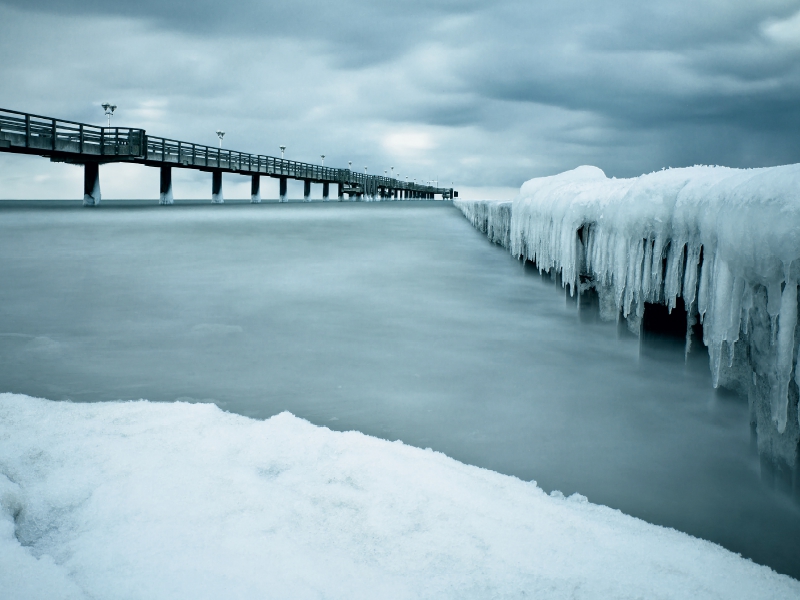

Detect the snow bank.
xmin=0 ymin=394 xmax=797 ymax=599
xmin=456 ymin=164 xmax=800 ymax=469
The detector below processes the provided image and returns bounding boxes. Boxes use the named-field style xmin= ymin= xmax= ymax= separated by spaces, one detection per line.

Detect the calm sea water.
xmin=1 ymin=200 xmax=798 ymax=578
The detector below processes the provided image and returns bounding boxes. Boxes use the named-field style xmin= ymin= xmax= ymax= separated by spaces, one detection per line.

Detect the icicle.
xmin=641 ymin=239 xmax=653 ymax=302
xmin=650 ymin=237 xmax=665 ymax=304
xmin=685 ymin=311 xmax=696 ymax=358
xmin=767 ymin=280 xmax=782 ymax=346
xmin=726 ymin=276 xmax=745 ymax=366
xmin=697 ymin=248 xmax=714 ymax=324
xmin=664 ymin=241 xmax=685 ymax=313
xmin=740 ymin=284 xmax=753 ymax=336
xmin=796 ymin=337 xmax=800 ymax=430
xmin=613 ymin=235 xmax=628 ymax=313
xmin=773 ymin=276 xmax=797 ymax=433
xmin=682 ymin=243 xmax=701 ymax=311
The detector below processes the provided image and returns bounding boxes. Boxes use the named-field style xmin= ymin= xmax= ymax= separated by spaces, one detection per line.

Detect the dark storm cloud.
xmin=0 ymin=0 xmax=481 ymax=67
xmin=0 ymin=0 xmax=798 ymax=193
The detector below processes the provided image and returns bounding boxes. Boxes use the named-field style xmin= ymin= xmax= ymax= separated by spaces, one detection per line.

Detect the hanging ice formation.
xmin=456 ymin=164 xmax=800 ymax=471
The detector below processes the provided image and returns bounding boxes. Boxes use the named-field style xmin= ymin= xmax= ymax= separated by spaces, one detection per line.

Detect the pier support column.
xmin=212 ymin=170 xmax=224 ymax=203
xmin=323 ymin=182 xmax=330 ymax=201
xmin=337 ymin=183 xmax=344 ymax=201
xmin=159 ymin=166 xmax=173 ymax=205
xmin=251 ymin=175 xmax=261 ymax=203
xmin=303 ymin=179 xmax=311 ymax=202
xmin=279 ymin=176 xmax=287 ymax=202
xmin=82 ymin=162 xmax=101 ymax=206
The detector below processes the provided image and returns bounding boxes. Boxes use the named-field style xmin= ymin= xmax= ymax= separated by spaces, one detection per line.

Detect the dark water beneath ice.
xmin=1 ymin=200 xmax=798 ymax=579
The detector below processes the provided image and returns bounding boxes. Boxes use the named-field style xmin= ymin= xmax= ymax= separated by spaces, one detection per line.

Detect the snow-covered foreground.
xmin=456 ymin=164 xmax=800 ymax=473
xmin=1 ymin=394 xmax=797 ymax=599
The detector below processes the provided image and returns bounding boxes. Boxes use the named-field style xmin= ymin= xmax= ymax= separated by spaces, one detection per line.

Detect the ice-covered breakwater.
xmin=2 ymin=394 xmax=799 ymax=598
xmin=456 ymin=164 xmax=800 ymax=478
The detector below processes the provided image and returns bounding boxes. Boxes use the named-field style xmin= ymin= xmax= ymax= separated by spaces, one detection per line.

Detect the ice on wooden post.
xmin=456 ymin=163 xmax=800 ymax=469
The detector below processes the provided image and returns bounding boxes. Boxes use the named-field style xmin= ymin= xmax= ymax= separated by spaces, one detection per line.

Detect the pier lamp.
xmin=216 ymin=130 xmax=225 ymax=148
xmin=321 ymin=154 xmax=325 ymax=166
xmin=391 ymin=166 xmax=394 ymax=178
xmin=364 ymin=166 xmax=368 ymax=174
xmin=348 ymin=161 xmax=352 ymax=171
xmin=280 ymin=145 xmax=286 ymax=159
xmin=102 ymin=103 xmax=116 ymax=127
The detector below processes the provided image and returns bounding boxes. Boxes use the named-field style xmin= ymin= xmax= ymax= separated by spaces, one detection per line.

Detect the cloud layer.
xmin=0 ymin=0 xmax=798 ymax=198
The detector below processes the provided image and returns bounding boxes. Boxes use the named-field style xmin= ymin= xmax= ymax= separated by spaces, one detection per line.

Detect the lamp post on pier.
xmin=321 ymin=154 xmax=325 ymax=166
xmin=280 ymin=145 xmax=286 ymax=159
xmin=216 ymin=130 xmax=225 ymax=148
xmin=102 ymin=103 xmax=116 ymax=127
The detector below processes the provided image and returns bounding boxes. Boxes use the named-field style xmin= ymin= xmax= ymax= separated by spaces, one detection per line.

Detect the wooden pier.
xmin=0 ymin=108 xmax=456 ymax=205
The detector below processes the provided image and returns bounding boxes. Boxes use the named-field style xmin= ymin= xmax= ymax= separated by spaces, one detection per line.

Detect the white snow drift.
xmin=1 ymin=394 xmax=798 ymax=599
xmin=456 ymin=164 xmax=800 ymax=466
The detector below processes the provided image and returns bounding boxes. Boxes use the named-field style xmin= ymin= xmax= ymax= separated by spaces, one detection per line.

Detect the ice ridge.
xmin=456 ymin=164 xmax=800 ymax=469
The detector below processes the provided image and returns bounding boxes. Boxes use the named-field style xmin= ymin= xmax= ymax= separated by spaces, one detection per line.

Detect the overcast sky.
xmin=1 ymin=0 xmax=799 ymax=199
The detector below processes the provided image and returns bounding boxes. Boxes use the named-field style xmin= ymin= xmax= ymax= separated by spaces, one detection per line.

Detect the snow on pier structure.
xmin=456 ymin=164 xmax=800 ymax=484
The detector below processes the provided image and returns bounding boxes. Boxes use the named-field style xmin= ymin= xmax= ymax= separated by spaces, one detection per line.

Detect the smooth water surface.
xmin=1 ymin=200 xmax=798 ymax=578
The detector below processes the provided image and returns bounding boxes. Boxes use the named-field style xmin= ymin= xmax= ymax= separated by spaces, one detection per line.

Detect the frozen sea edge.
xmin=455 ymin=164 xmax=800 ymax=477
xmin=1 ymin=393 xmax=798 ymax=599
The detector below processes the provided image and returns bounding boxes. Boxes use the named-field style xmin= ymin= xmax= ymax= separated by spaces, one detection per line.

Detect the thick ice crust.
xmin=1 ymin=394 xmax=798 ymax=598
xmin=456 ymin=164 xmax=800 ymax=469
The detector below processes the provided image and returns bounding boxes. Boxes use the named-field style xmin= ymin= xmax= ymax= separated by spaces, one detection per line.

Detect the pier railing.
xmin=0 ymin=108 xmax=144 ymax=158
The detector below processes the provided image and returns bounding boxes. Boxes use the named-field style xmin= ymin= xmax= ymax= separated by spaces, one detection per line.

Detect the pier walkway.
xmin=0 ymin=108 xmax=456 ymax=205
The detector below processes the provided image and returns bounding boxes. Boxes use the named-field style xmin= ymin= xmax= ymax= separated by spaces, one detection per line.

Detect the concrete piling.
xmin=279 ymin=177 xmax=287 ymax=202
xmin=159 ymin=166 xmax=173 ymax=205
xmin=83 ymin=162 xmax=101 ymax=206
xmin=212 ymin=170 xmax=223 ymax=203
